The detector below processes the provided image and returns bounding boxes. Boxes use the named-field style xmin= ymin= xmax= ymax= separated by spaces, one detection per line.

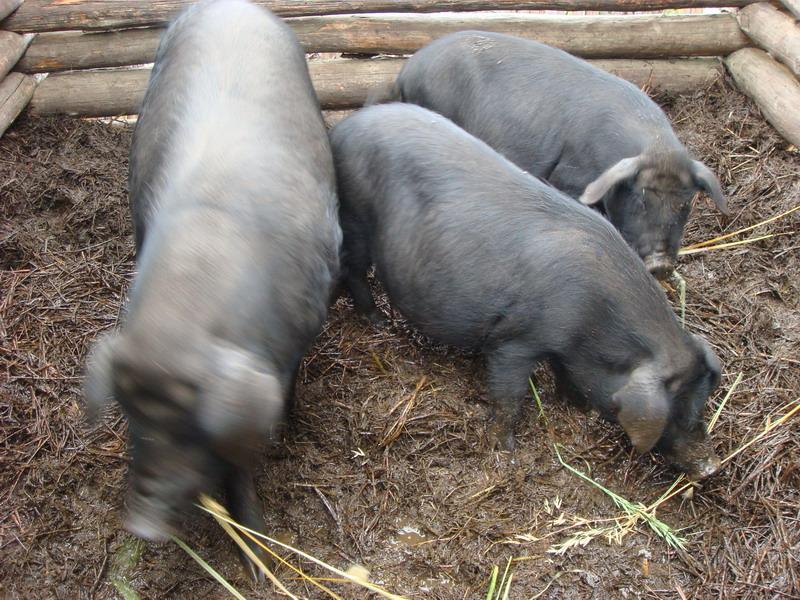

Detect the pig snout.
xmin=663 ymin=438 xmax=721 ymax=480
xmin=643 ymin=252 xmax=675 ymax=280
xmin=124 ymin=491 xmax=175 ymax=542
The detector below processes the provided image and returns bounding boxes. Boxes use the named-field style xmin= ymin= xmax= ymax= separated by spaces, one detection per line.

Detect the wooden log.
xmin=28 ymin=57 xmax=721 ymax=117
xmin=288 ymin=13 xmax=749 ymax=57
xmin=30 ymin=68 xmax=150 ymax=117
xmin=2 ymin=1 xmax=760 ymax=33
xmin=592 ymin=58 xmax=722 ymax=91
xmin=738 ymin=3 xmax=800 ymax=77
xmin=18 ymin=28 xmax=162 ymax=74
xmin=310 ymin=58 xmax=405 ymax=108
xmin=0 ymin=71 xmax=36 ymax=136
xmin=0 ymin=30 xmax=32 ymax=79
xmin=17 ymin=13 xmax=750 ymax=74
xmin=726 ymin=48 xmax=800 ymax=146
xmin=780 ymin=0 xmax=800 ymax=20
xmin=0 ymin=0 xmax=23 ymax=23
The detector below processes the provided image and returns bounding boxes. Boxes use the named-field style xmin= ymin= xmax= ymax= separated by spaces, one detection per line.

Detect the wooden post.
xmin=738 ymin=3 xmax=800 ymax=77
xmin=726 ymin=48 xmax=800 ymax=146
xmin=2 ymin=0 xmax=760 ymax=33
xmin=0 ymin=0 xmax=23 ymax=23
xmin=28 ymin=57 xmax=721 ymax=117
xmin=0 ymin=30 xmax=32 ymax=80
xmin=17 ymin=13 xmax=750 ymax=74
xmin=0 ymin=72 xmax=36 ymax=136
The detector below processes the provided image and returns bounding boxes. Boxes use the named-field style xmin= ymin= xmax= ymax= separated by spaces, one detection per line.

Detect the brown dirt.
xmin=1 ymin=78 xmax=798 ymax=600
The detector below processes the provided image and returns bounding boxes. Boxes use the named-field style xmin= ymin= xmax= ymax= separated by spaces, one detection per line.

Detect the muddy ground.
xmin=1 ymin=78 xmax=798 ymax=599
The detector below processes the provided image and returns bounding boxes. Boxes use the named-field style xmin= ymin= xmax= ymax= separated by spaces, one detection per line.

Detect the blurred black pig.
xmin=84 ymin=0 xmax=340 ymax=577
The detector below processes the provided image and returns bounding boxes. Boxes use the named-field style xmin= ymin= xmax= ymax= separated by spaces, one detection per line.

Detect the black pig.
xmin=388 ymin=31 xmax=729 ymax=279
xmin=84 ymin=0 xmax=340 ymax=577
xmin=331 ymin=103 xmax=721 ymax=479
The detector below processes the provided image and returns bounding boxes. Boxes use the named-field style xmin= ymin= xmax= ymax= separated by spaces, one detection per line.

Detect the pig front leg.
xmin=341 ymin=220 xmax=384 ymax=324
xmin=486 ymin=342 xmax=539 ymax=452
xmin=224 ymin=466 xmax=271 ymax=582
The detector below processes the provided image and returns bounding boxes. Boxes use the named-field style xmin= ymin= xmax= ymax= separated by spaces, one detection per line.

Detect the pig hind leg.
xmin=224 ymin=467 xmax=270 ymax=581
xmin=486 ymin=342 xmax=540 ymax=452
xmin=341 ymin=216 xmax=384 ymax=324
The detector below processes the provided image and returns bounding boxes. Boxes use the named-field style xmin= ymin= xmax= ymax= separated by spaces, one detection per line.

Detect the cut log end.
xmin=0 ymin=72 xmax=36 ymax=137
xmin=726 ymin=47 xmax=800 ymax=147
xmin=738 ymin=2 xmax=800 ymax=78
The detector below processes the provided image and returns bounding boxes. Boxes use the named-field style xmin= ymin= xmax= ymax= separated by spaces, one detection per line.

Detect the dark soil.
xmin=1 ymin=78 xmax=798 ymax=600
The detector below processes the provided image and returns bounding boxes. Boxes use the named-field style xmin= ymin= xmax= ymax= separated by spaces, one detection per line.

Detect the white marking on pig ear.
xmin=690 ymin=160 xmax=729 ymax=216
xmin=199 ymin=348 xmax=285 ymax=447
xmin=612 ymin=365 xmax=669 ymax=454
xmin=579 ymin=156 xmax=642 ymax=206
xmin=83 ymin=333 xmax=119 ymax=423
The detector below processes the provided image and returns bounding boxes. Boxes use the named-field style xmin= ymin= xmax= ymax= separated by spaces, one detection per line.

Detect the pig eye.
xmin=665 ymin=377 xmax=682 ymax=395
xmin=635 ymin=189 xmax=648 ymax=210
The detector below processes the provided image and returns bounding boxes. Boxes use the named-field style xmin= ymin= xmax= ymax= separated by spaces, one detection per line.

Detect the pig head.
xmin=605 ymin=334 xmax=722 ymax=479
xmin=84 ymin=332 xmax=285 ymax=540
xmin=580 ymin=146 xmax=728 ymax=280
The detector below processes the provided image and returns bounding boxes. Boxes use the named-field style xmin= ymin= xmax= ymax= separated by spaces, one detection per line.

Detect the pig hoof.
xmin=239 ymin=545 xmax=272 ymax=583
xmin=488 ymin=423 xmax=516 ymax=453
xmin=365 ymin=311 xmax=387 ymax=327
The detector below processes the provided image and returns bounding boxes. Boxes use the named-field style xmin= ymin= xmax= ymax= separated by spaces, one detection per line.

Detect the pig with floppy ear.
xmin=578 ymin=152 xmax=729 ymax=280
xmin=579 ymin=155 xmax=729 ymax=216
xmin=611 ymin=364 xmax=670 ymax=455
xmin=610 ymin=334 xmax=723 ymax=479
xmin=198 ymin=342 xmax=286 ymax=461
xmin=84 ymin=334 xmax=285 ymax=455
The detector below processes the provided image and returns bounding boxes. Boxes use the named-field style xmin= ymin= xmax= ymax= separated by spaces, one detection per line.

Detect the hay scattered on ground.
xmin=1 ymin=78 xmax=798 ymax=599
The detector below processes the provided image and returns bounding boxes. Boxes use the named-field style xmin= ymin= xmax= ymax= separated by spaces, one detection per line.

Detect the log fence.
xmin=0 ymin=0 xmax=799 ymax=146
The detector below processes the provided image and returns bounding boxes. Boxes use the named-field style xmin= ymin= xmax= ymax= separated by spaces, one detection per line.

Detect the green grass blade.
xmin=485 ymin=565 xmax=499 ymax=600
xmin=172 ymin=536 xmax=248 ymax=600
xmin=529 ymin=378 xmax=547 ymax=425
xmin=553 ymin=444 xmax=686 ymax=550
xmin=707 ymin=371 xmax=743 ymax=433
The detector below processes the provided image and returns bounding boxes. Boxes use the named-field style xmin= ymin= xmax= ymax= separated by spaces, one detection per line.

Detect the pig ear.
xmin=579 ymin=156 xmax=642 ymax=206
xmin=612 ymin=366 xmax=670 ymax=454
xmin=690 ymin=160 xmax=729 ymax=216
xmin=84 ymin=333 xmax=119 ymax=423
xmin=199 ymin=348 xmax=285 ymax=446
xmin=692 ymin=334 xmax=722 ymax=390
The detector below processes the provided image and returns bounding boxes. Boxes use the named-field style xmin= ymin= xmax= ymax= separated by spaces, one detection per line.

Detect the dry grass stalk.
xmin=199 ymin=496 xmax=408 ymax=600
xmin=379 ymin=376 xmax=427 ymax=447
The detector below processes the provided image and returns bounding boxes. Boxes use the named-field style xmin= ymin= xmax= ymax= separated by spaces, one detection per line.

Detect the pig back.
xmin=333 ymin=104 xmax=675 ymax=350
xmin=396 ymin=31 xmax=678 ymax=197
xmin=129 ymin=0 xmax=335 ymax=247
xmin=126 ymin=0 xmax=340 ymax=367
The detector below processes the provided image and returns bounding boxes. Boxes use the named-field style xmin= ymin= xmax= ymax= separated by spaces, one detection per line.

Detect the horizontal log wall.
xmin=16 ymin=12 xmax=750 ymax=75
xmin=1 ymin=0 xmax=759 ymax=32
xmin=9 ymin=0 xmax=796 ymax=143
xmin=28 ymin=57 xmax=722 ymax=117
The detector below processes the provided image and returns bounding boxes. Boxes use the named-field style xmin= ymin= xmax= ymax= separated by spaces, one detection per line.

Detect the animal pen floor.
xmin=1 ymin=79 xmax=798 ymax=600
